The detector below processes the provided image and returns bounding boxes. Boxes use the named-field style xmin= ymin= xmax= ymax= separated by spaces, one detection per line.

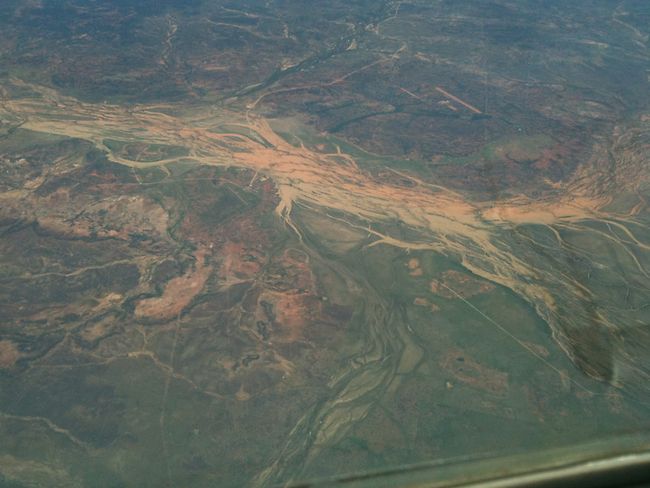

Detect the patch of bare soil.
xmin=430 ymin=270 xmax=495 ymax=299
xmin=0 ymin=340 xmax=20 ymax=368
xmin=406 ymin=258 xmax=423 ymax=277
xmin=256 ymin=290 xmax=321 ymax=343
xmin=135 ymin=247 xmax=211 ymax=320
xmin=220 ymin=241 xmax=265 ymax=282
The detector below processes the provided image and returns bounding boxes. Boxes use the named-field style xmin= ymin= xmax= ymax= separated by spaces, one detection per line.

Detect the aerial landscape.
xmin=0 ymin=0 xmax=649 ymax=486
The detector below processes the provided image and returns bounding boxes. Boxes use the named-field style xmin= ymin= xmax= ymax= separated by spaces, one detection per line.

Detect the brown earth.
xmin=220 ymin=241 xmax=266 ymax=282
xmin=135 ymin=247 xmax=212 ymax=321
xmin=406 ymin=258 xmax=424 ymax=277
xmin=256 ymin=290 xmax=321 ymax=343
xmin=0 ymin=340 xmax=20 ymax=368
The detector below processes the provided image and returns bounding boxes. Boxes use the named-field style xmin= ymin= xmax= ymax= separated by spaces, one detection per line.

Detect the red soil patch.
xmin=406 ymin=258 xmax=424 ymax=277
xmin=413 ymin=297 xmax=429 ymax=306
xmin=179 ymin=171 xmax=278 ymax=244
xmin=135 ymin=247 xmax=211 ymax=320
xmin=533 ymin=140 xmax=580 ymax=171
xmin=257 ymin=291 xmax=321 ymax=342
xmin=220 ymin=241 xmax=265 ymax=281
xmin=0 ymin=340 xmax=20 ymax=368
xmin=414 ymin=296 xmax=440 ymax=313
xmin=274 ymin=293 xmax=316 ymax=341
xmin=280 ymin=250 xmax=314 ymax=291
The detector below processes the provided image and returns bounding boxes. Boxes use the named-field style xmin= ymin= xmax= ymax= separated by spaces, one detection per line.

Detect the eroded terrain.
xmin=1 ymin=1 xmax=649 ymax=487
